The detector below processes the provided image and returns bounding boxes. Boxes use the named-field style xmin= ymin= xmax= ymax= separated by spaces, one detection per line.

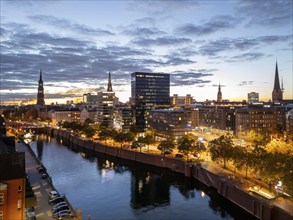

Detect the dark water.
xmin=30 ymin=134 xmax=256 ymax=220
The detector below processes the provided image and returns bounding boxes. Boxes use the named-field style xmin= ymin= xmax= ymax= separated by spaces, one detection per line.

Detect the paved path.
xmin=16 ymin=141 xmax=53 ymax=220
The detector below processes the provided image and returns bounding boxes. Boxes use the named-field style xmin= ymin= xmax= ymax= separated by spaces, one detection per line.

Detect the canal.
xmin=30 ymin=134 xmax=256 ymax=220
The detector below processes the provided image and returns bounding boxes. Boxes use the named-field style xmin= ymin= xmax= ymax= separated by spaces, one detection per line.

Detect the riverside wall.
xmin=51 ymin=128 xmax=292 ymax=220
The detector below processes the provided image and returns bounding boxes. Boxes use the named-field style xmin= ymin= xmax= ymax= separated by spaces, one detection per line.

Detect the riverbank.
xmin=51 ymin=128 xmax=292 ymax=220
xmin=17 ymin=138 xmax=79 ymax=219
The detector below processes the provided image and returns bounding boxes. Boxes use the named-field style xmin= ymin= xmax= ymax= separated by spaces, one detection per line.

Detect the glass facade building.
xmin=131 ymin=72 xmax=170 ymax=132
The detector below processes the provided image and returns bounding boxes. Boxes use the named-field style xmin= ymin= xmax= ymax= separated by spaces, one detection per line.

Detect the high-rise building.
xmin=131 ymin=72 xmax=170 ymax=132
xmin=217 ymin=83 xmax=222 ymax=102
xmin=272 ymin=62 xmax=283 ymax=103
xmin=36 ymin=70 xmax=45 ymax=106
xmin=96 ymin=72 xmax=115 ymax=127
xmin=248 ymin=92 xmax=259 ymax=103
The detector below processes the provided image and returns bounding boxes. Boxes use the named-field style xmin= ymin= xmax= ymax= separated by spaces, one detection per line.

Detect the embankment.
xmin=51 ymin=128 xmax=292 ymax=220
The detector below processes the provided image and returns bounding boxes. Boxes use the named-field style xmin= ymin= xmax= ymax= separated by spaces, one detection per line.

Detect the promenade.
xmin=16 ymin=141 xmax=54 ymax=219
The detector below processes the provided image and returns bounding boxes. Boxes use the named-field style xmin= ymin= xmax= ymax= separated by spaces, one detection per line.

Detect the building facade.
xmin=131 ymin=72 xmax=170 ymax=132
xmin=235 ymin=106 xmax=278 ymax=137
xmin=51 ymin=108 xmax=81 ymax=126
xmin=248 ymin=92 xmax=259 ymax=103
xmin=148 ymin=109 xmax=191 ymax=139
xmin=170 ymin=94 xmax=193 ymax=107
xmin=96 ymin=72 xmax=115 ymax=127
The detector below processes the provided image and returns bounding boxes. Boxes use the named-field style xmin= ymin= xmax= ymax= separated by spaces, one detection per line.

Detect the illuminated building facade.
xmin=148 ymin=109 xmax=191 ymax=139
xmin=131 ymin=72 xmax=170 ymax=132
xmin=170 ymin=94 xmax=193 ymax=107
xmin=96 ymin=72 xmax=115 ymax=127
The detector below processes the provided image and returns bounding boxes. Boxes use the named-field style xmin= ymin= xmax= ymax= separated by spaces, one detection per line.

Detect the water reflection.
xmin=31 ymin=135 xmax=257 ymax=220
xmin=36 ymin=139 xmax=43 ymax=160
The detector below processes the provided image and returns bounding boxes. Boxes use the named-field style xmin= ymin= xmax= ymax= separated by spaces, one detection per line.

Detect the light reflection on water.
xmin=30 ymin=134 xmax=256 ymax=220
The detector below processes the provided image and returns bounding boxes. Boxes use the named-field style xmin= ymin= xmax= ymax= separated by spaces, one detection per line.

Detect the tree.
xmin=248 ymin=130 xmax=266 ymax=145
xmin=208 ymin=135 xmax=234 ymax=168
xmin=194 ymin=141 xmax=206 ymax=157
xmin=157 ymin=139 xmax=176 ymax=155
xmin=82 ymin=126 xmax=96 ymax=139
xmin=143 ymin=134 xmax=154 ymax=151
xmin=114 ymin=132 xmax=125 ymax=148
xmin=177 ymin=136 xmax=196 ymax=161
xmin=231 ymin=145 xmax=254 ymax=178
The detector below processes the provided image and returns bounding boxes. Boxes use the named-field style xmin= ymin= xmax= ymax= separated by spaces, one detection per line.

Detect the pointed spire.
xmin=218 ymin=82 xmax=221 ymax=92
xmin=39 ymin=69 xmax=43 ymax=82
xmin=273 ymin=61 xmax=281 ymax=91
xmin=107 ymin=71 xmax=113 ymax=92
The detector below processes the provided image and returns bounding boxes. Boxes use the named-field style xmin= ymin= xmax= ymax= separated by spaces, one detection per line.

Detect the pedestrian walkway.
xmin=16 ymin=141 xmax=53 ymax=220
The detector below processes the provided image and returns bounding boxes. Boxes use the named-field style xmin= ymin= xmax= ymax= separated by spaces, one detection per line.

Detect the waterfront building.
xmin=0 ymin=116 xmax=26 ymax=220
xmin=148 ymin=109 xmax=191 ymax=139
xmin=36 ymin=70 xmax=45 ymax=107
xmin=51 ymin=108 xmax=81 ymax=126
xmin=248 ymin=92 xmax=259 ymax=103
xmin=217 ymin=83 xmax=222 ymax=102
xmin=114 ymin=107 xmax=133 ymax=132
xmin=170 ymin=94 xmax=193 ymax=107
xmin=131 ymin=72 xmax=170 ymax=132
xmin=96 ymin=72 xmax=115 ymax=127
xmin=272 ymin=62 xmax=283 ymax=103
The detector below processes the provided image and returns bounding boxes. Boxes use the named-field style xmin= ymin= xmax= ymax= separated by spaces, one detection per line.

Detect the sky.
xmin=1 ymin=0 xmax=292 ymax=104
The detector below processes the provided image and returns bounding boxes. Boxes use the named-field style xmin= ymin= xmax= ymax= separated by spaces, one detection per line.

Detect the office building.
xmin=96 ymin=72 xmax=115 ymax=127
xmin=170 ymin=94 xmax=193 ymax=107
xmin=131 ymin=72 xmax=170 ymax=132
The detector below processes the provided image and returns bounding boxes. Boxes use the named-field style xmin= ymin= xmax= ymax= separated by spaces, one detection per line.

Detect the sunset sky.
xmin=1 ymin=0 xmax=292 ymax=104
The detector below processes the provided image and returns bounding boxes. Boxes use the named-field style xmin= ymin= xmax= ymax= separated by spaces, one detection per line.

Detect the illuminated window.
xmin=0 ymin=211 xmax=3 ymax=220
xmin=18 ymin=186 xmax=22 ymax=192
xmin=17 ymin=199 xmax=22 ymax=209
xmin=0 ymin=193 xmax=4 ymax=204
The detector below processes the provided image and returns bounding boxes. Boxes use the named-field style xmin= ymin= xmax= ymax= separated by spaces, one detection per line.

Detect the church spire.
xmin=217 ymin=82 xmax=222 ymax=102
xmin=37 ymin=69 xmax=45 ymax=106
xmin=272 ymin=61 xmax=283 ymax=102
xmin=107 ymin=71 xmax=113 ymax=92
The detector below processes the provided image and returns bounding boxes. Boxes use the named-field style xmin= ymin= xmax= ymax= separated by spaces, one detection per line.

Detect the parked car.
xmin=49 ymin=191 xmax=59 ymax=199
xmin=26 ymin=207 xmax=36 ymax=220
xmin=57 ymin=212 xmax=73 ymax=219
xmin=52 ymin=202 xmax=67 ymax=211
xmin=164 ymin=151 xmax=172 ymax=155
xmin=42 ymin=173 xmax=47 ymax=179
xmin=52 ymin=205 xmax=70 ymax=214
xmin=49 ymin=196 xmax=65 ymax=205
xmin=53 ymin=210 xmax=72 ymax=218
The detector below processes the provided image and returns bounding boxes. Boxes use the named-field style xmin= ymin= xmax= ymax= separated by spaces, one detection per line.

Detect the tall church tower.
xmin=107 ymin=71 xmax=113 ymax=92
xmin=217 ymin=83 xmax=222 ymax=102
xmin=272 ymin=62 xmax=283 ymax=102
xmin=37 ymin=69 xmax=45 ymax=106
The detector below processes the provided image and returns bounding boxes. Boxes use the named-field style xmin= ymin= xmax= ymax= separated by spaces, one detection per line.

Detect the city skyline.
xmin=1 ymin=0 xmax=292 ymax=104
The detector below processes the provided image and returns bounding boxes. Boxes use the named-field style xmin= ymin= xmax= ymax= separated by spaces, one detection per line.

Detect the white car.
xmin=49 ymin=191 xmax=59 ymax=199
xmin=53 ymin=210 xmax=71 ymax=218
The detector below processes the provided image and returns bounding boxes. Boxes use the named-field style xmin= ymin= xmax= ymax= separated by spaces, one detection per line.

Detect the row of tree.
xmin=208 ymin=135 xmax=293 ymax=195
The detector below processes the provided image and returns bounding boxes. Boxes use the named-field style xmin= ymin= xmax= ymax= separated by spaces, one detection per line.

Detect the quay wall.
xmin=51 ymin=128 xmax=292 ymax=220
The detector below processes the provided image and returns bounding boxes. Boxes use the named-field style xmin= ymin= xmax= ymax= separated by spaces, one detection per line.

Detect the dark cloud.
xmin=237 ymin=0 xmax=292 ymax=27
xmin=227 ymin=52 xmax=266 ymax=62
xmin=198 ymin=35 xmax=291 ymax=56
xmin=28 ymin=15 xmax=114 ymax=36
xmin=237 ymin=81 xmax=253 ymax=86
xmin=174 ymin=15 xmax=240 ymax=36
xmin=122 ymin=27 xmax=165 ymax=37
xmin=131 ymin=36 xmax=192 ymax=47
xmin=170 ymin=71 xmax=213 ymax=86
